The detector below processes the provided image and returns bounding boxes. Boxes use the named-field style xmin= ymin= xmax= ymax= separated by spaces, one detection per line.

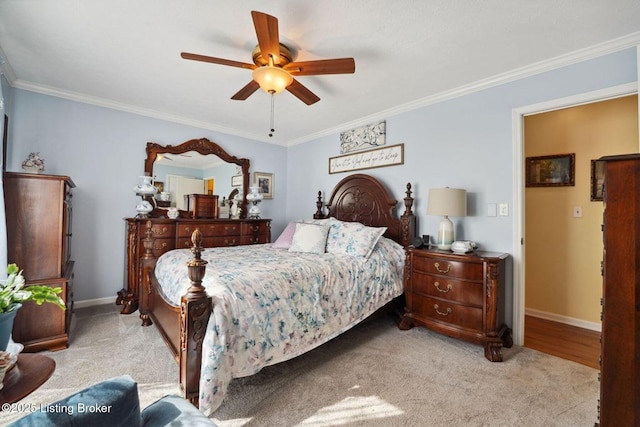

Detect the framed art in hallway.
xmin=254 ymin=172 xmax=273 ymax=199
xmin=525 ymin=153 xmax=575 ymax=187
xmin=590 ymin=159 xmax=605 ymax=201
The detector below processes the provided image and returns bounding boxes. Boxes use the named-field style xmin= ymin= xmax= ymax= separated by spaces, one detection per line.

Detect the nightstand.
xmin=399 ymin=248 xmax=512 ymax=361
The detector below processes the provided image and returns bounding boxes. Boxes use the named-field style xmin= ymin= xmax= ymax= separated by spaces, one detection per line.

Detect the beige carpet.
xmin=0 ymin=304 xmax=599 ymax=426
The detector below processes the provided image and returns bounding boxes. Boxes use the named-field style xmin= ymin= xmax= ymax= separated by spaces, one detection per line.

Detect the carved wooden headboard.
xmin=314 ymin=174 xmax=416 ymax=247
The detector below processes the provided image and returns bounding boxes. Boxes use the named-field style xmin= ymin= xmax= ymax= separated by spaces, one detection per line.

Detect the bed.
xmin=138 ymin=173 xmax=416 ymax=415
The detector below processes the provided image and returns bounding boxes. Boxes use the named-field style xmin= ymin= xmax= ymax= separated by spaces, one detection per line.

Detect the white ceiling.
xmin=1 ymin=1 xmax=640 ymax=146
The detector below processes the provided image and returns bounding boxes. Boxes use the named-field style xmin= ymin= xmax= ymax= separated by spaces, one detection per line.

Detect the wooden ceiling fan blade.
xmin=286 ymin=79 xmax=320 ymax=105
xmin=285 ymin=58 xmax=356 ymax=76
xmin=181 ymin=52 xmax=256 ymax=70
xmin=251 ymin=11 xmax=280 ymax=62
xmin=231 ymin=80 xmax=260 ymax=100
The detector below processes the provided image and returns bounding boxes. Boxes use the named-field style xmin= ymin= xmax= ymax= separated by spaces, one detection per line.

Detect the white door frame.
xmin=510 ymin=82 xmax=638 ymax=345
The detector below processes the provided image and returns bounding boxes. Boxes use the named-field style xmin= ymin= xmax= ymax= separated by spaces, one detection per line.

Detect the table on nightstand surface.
xmin=399 ymin=247 xmax=512 ymax=362
xmin=0 ymin=354 xmax=56 ymax=405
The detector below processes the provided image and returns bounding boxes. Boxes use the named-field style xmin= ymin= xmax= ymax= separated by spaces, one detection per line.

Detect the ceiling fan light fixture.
xmin=252 ymin=66 xmax=293 ymax=94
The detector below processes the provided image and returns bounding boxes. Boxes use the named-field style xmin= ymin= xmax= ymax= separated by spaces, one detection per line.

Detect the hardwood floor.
xmin=524 ymin=315 xmax=600 ymax=369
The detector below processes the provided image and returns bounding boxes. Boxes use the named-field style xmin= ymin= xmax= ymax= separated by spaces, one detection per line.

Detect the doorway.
xmin=511 ymin=83 xmax=639 ymax=356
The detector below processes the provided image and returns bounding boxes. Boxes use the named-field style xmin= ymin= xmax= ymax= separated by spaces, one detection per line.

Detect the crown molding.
xmin=4 ymin=31 xmax=639 ymax=148
xmin=288 ymin=31 xmax=640 ymax=146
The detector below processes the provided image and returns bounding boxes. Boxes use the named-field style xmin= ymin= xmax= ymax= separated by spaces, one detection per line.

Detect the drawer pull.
xmin=225 ymin=239 xmax=237 ymax=246
xmin=434 ymin=281 xmax=452 ymax=293
xmin=434 ymin=262 xmax=451 ymax=274
xmin=434 ymin=304 xmax=452 ymax=316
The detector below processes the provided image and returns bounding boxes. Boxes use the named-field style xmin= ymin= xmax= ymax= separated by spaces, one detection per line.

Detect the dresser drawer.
xmin=241 ymin=221 xmax=270 ymax=236
xmin=150 ymin=238 xmax=175 ymax=257
xmin=411 ymin=294 xmax=483 ymax=331
xmin=177 ymin=235 xmax=240 ymax=249
xmin=241 ymin=234 xmax=270 ymax=245
xmin=148 ymin=223 xmax=176 ymax=238
xmin=411 ymin=254 xmax=483 ymax=280
xmin=411 ymin=271 xmax=483 ymax=306
xmin=178 ymin=223 xmax=241 ymax=237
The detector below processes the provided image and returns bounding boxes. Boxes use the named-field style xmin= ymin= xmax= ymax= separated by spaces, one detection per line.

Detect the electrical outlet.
xmin=499 ymin=203 xmax=508 ymax=216
xmin=573 ymin=206 xmax=583 ymax=218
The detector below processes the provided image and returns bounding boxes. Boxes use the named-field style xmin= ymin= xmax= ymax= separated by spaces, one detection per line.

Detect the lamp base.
xmin=436 ymin=216 xmax=454 ymax=250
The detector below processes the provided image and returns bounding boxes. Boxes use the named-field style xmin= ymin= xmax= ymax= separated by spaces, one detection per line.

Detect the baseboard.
xmin=74 ymin=296 xmax=115 ymax=309
xmin=525 ymin=308 xmax=601 ymax=332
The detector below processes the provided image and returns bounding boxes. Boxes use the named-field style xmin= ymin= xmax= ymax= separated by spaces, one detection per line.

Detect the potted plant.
xmin=0 ymin=263 xmax=65 ymax=351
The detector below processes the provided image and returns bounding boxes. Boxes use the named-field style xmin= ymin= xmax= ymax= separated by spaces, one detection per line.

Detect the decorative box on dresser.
xmin=117 ymin=217 xmax=271 ymax=314
xmin=3 ymin=172 xmax=75 ymax=352
xmin=399 ymin=248 xmax=512 ymax=362
xmin=597 ymin=154 xmax=640 ymax=426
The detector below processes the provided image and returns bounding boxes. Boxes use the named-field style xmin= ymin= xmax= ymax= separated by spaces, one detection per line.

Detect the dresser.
xmin=117 ymin=217 xmax=271 ymax=314
xmin=3 ymin=172 xmax=75 ymax=352
xmin=399 ymin=248 xmax=511 ymax=361
xmin=596 ymin=154 xmax=640 ymax=426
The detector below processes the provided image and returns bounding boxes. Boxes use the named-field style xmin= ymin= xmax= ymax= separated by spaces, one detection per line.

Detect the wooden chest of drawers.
xmin=184 ymin=194 xmax=219 ymax=218
xmin=399 ymin=248 xmax=511 ymax=361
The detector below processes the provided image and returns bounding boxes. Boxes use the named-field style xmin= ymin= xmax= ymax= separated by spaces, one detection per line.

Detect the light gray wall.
xmin=287 ymin=48 xmax=638 ymax=326
xmin=2 ymin=48 xmax=637 ymax=320
xmin=4 ymin=91 xmax=287 ymax=302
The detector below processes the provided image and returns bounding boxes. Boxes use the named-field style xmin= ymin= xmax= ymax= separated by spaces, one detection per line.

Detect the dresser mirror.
xmin=144 ymin=138 xmax=250 ymax=219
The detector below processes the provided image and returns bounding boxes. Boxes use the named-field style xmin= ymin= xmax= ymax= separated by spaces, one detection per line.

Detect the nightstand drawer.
xmin=411 ymin=255 xmax=483 ymax=280
xmin=411 ymin=271 xmax=483 ymax=306
xmin=411 ymin=294 xmax=483 ymax=331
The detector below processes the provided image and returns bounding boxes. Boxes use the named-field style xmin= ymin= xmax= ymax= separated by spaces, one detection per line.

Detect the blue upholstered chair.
xmin=8 ymin=375 xmax=217 ymax=427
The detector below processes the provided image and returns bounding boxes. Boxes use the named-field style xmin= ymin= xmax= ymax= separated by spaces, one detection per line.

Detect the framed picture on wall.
xmin=590 ymin=159 xmax=605 ymax=201
xmin=231 ymin=175 xmax=243 ymax=187
xmin=525 ymin=153 xmax=575 ymax=187
xmin=254 ymin=172 xmax=274 ymax=199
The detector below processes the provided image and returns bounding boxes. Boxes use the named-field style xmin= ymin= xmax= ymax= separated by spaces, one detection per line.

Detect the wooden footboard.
xmin=139 ymin=221 xmax=212 ymax=406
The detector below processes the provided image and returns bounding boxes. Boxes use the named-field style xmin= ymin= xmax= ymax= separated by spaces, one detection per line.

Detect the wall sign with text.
xmin=329 ymin=143 xmax=404 ymax=174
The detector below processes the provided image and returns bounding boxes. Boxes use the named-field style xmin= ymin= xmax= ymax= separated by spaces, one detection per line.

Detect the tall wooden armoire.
xmin=3 ymin=172 xmax=75 ymax=352
xmin=597 ymin=154 xmax=640 ymax=426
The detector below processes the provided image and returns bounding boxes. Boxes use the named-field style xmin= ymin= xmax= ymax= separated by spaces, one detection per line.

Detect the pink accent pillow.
xmin=272 ymin=222 xmax=298 ymax=249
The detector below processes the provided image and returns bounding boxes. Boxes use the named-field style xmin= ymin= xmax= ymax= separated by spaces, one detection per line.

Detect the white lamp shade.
xmin=427 ymin=188 xmax=467 ymax=217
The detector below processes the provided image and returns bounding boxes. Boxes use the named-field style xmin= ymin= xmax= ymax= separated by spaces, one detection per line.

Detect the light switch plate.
xmin=487 ymin=203 xmax=497 ymax=217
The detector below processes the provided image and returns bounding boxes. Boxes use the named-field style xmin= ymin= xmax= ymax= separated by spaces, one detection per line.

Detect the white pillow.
xmin=326 ymin=220 xmax=387 ymax=259
xmin=288 ymin=223 xmax=331 ymax=254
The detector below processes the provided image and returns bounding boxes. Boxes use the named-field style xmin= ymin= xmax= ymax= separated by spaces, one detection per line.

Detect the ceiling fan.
xmin=180 ymin=10 xmax=355 ymax=105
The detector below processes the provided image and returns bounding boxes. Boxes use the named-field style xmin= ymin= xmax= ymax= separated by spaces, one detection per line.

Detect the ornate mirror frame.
xmin=144 ymin=138 xmax=250 ymax=219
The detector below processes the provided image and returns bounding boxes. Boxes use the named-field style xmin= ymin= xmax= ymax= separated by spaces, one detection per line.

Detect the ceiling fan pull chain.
xmin=269 ymin=92 xmax=275 ymax=137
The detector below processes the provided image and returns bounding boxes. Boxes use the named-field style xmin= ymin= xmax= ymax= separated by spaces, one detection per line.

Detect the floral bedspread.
xmin=154 ymin=236 xmax=405 ymax=415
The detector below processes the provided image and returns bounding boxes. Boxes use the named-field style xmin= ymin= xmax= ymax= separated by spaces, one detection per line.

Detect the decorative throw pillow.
xmin=288 ymin=223 xmax=331 ymax=254
xmin=272 ymin=222 xmax=298 ymax=249
xmin=10 ymin=375 xmax=142 ymax=427
xmin=326 ymin=220 xmax=387 ymax=259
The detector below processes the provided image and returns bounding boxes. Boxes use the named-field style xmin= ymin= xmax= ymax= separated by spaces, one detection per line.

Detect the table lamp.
xmin=427 ymin=187 xmax=467 ymax=250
